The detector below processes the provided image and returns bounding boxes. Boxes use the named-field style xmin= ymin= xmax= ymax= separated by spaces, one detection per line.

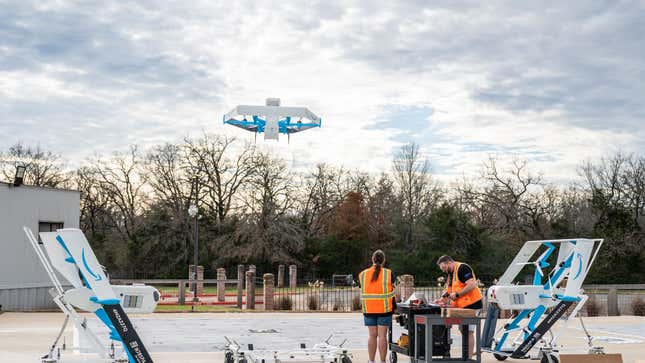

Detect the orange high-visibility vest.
xmin=360 ymin=265 xmax=395 ymax=314
xmin=447 ymin=262 xmax=483 ymax=308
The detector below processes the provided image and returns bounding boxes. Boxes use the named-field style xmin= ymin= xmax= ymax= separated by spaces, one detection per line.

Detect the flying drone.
xmin=223 ymin=98 xmax=321 ymax=142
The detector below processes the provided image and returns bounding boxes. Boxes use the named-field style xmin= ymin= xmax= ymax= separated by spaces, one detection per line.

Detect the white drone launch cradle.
xmin=224 ymin=335 xmax=353 ymax=363
xmin=481 ymin=238 xmax=605 ymax=363
xmin=23 ymin=227 xmax=159 ymax=363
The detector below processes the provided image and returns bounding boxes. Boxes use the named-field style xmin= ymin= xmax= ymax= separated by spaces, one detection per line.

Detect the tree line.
xmin=2 ymin=137 xmax=644 ymax=284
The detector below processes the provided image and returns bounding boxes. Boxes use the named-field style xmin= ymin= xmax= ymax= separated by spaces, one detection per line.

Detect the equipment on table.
xmin=223 ymin=335 xmax=353 ymax=363
xmin=388 ymin=302 xmax=451 ymax=363
xmin=482 ymin=238 xmax=605 ymax=363
xmin=404 ymin=292 xmax=429 ymax=306
xmin=24 ymin=227 xmax=159 ymax=363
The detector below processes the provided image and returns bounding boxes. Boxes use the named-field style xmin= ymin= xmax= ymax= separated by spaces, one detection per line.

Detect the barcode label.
xmin=123 ymin=294 xmax=142 ymax=308
xmin=511 ymin=293 xmax=525 ymax=305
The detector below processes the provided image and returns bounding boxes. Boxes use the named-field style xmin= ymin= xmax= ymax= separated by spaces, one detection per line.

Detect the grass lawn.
xmin=155 ymin=304 xmax=243 ymax=312
xmin=156 ymin=286 xmax=238 ymax=295
xmin=155 ymin=286 xmax=360 ymax=295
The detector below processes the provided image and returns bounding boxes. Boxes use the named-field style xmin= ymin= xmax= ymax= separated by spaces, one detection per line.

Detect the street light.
xmin=188 ymin=177 xmax=200 ymax=305
xmin=13 ymin=164 xmax=26 ymax=187
xmin=188 ymin=204 xmax=198 ymax=218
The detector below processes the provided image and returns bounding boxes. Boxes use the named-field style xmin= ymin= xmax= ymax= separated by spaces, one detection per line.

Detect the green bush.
xmin=585 ymin=297 xmax=601 ymax=317
xmin=631 ymin=297 xmax=645 ymax=316
xmin=275 ymin=296 xmax=293 ymax=311
xmin=307 ymin=295 xmax=320 ymax=310
xmin=352 ymin=295 xmax=362 ymax=311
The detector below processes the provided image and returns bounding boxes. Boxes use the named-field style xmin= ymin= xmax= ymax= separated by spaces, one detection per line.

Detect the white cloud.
xmin=1 ymin=0 xmax=643 ymax=183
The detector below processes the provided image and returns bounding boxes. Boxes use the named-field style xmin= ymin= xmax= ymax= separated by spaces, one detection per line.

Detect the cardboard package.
xmin=559 ymin=354 xmax=622 ymax=363
xmin=441 ymin=308 xmax=478 ymax=318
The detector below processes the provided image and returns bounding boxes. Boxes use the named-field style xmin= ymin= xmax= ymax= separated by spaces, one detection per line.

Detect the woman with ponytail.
xmin=359 ymin=250 xmax=396 ymax=363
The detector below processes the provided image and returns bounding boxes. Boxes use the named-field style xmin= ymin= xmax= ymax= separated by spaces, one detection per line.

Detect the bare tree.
xmin=578 ymin=152 xmax=645 ymax=226
xmin=0 ymin=142 xmax=69 ymax=187
xmin=458 ymin=157 xmax=544 ymax=242
xmin=621 ymin=156 xmax=645 ymax=224
xmin=144 ymin=143 xmax=195 ymax=265
xmin=298 ymin=164 xmax=347 ymax=236
xmin=77 ymin=166 xmax=111 ymax=237
xmin=552 ymin=185 xmax=595 ymax=236
xmin=392 ymin=143 xmax=435 ymax=249
xmin=227 ymin=153 xmax=302 ymax=263
xmin=365 ymin=173 xmax=400 ymax=248
xmin=88 ymin=147 xmax=148 ymax=244
xmin=578 ymin=152 xmax=645 ymax=279
xmin=184 ymin=134 xmax=256 ymax=225
xmin=145 ymin=143 xmax=192 ymax=221
xmin=580 ymin=152 xmax=628 ymax=207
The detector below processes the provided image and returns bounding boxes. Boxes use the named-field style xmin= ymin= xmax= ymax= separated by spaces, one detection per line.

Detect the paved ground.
xmin=0 ymin=312 xmax=643 ymax=363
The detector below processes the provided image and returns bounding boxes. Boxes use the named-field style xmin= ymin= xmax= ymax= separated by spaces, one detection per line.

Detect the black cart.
xmin=388 ymin=303 xmax=450 ymax=363
xmin=414 ymin=314 xmax=482 ymax=363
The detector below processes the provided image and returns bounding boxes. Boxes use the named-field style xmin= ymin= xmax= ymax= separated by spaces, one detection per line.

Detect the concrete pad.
xmin=0 ymin=312 xmax=643 ymax=363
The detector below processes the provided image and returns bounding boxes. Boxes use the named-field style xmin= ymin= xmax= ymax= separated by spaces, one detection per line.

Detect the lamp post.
xmin=13 ymin=164 xmax=26 ymax=186
xmin=188 ymin=177 xmax=200 ymax=304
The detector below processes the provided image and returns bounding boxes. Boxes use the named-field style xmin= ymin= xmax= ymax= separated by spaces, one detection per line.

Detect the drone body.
xmin=223 ymin=98 xmax=321 ymax=141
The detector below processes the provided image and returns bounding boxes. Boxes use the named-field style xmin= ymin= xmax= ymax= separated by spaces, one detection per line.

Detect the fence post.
xmin=249 ymin=264 xmax=256 ymax=274
xmin=217 ymin=268 xmax=226 ymax=302
xmin=178 ymin=280 xmax=186 ymax=305
xmin=400 ymin=274 xmax=414 ymax=301
xmin=278 ymin=264 xmax=285 ymax=288
xmin=289 ymin=265 xmax=297 ymax=289
xmin=264 ymin=273 xmax=275 ymax=310
xmin=246 ymin=270 xmax=256 ymax=310
xmin=607 ymin=287 xmax=619 ymax=316
xmin=237 ymin=265 xmax=244 ymax=309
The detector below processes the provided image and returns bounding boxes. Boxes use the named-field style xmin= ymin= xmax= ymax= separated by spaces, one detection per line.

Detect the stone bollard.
xmin=289 ymin=265 xmax=297 ymax=289
xmin=217 ymin=268 xmax=226 ymax=302
xmin=264 ymin=273 xmax=275 ymax=310
xmin=178 ymin=281 xmax=186 ymax=305
xmin=608 ymin=288 xmax=619 ymax=316
xmin=188 ymin=265 xmax=204 ymax=295
xmin=249 ymin=265 xmax=256 ymax=274
xmin=277 ymin=265 xmax=285 ymax=288
xmin=237 ymin=265 xmax=245 ymax=309
xmin=400 ymin=275 xmax=415 ymax=301
xmin=246 ymin=270 xmax=256 ymax=309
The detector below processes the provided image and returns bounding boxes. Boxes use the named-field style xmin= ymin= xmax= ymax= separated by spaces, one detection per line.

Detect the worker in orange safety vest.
xmin=434 ymin=255 xmax=483 ymax=358
xmin=359 ymin=250 xmax=396 ymax=363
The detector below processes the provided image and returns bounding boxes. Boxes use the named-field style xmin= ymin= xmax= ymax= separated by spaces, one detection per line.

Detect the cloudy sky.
xmin=1 ymin=1 xmax=644 ymax=182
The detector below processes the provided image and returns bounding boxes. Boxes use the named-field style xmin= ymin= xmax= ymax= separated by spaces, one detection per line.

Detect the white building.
xmin=0 ymin=181 xmax=80 ymax=311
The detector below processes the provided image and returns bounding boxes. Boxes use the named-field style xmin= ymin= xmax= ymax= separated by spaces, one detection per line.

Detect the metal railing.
xmin=273 ymin=282 xmax=362 ymax=312
xmin=110 ymin=278 xmax=645 ymax=316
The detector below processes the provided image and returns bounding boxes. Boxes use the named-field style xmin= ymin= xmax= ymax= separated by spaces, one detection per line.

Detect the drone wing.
xmin=285 ymin=122 xmax=320 ymax=134
xmin=278 ymin=116 xmax=321 ymax=134
xmin=223 ymin=115 xmax=266 ymax=133
xmin=224 ymin=119 xmax=259 ymax=132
